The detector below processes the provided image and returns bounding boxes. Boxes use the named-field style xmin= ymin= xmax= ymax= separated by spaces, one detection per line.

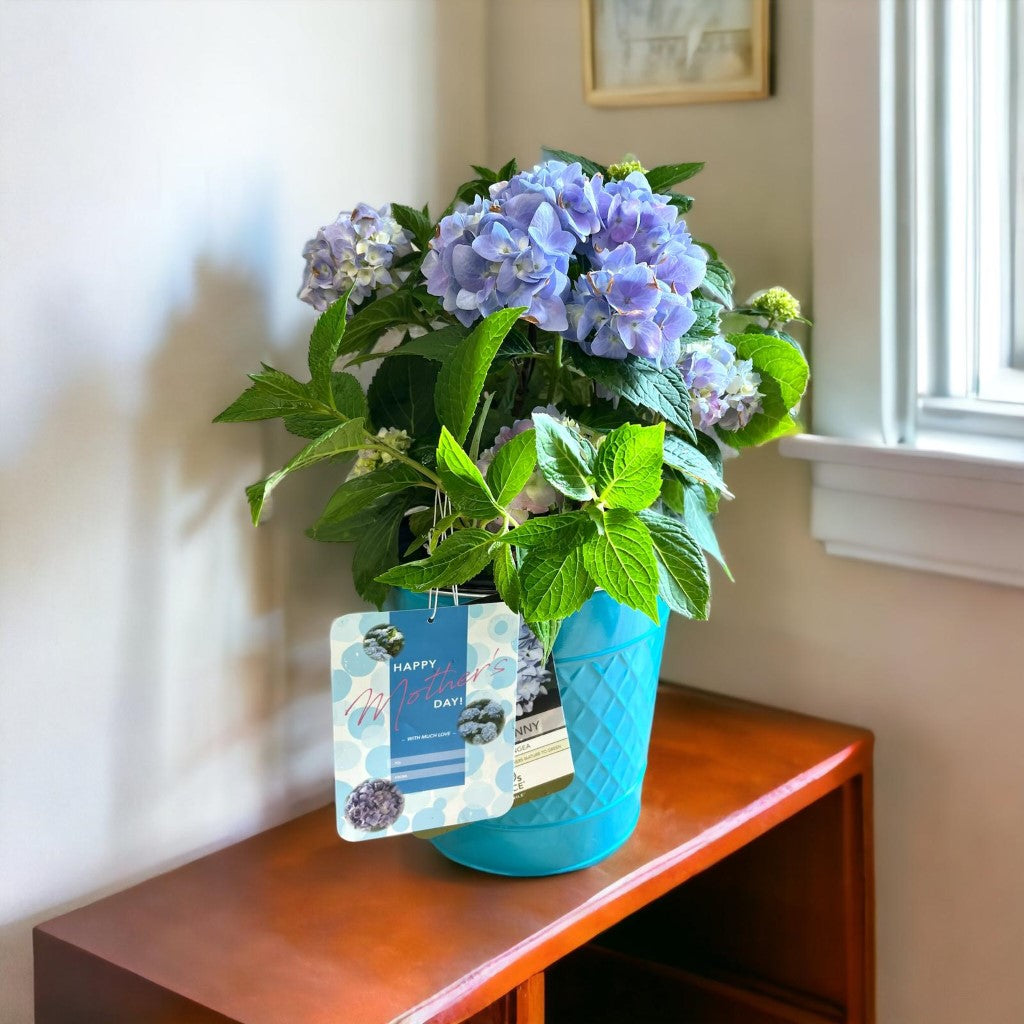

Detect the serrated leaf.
xmin=638 ymin=508 xmax=710 ymax=619
xmin=582 ymin=509 xmax=660 ymax=623
xmin=700 ymin=258 xmax=734 ymax=308
xmin=520 ymin=546 xmax=594 ymax=622
xmin=485 ymin=428 xmax=537 ymax=507
xmin=435 ymin=306 xmax=525 ymax=444
xmin=497 ymin=157 xmax=518 ymax=180
xmin=678 ymin=477 xmax=731 ymax=578
xmin=308 ymin=289 xmax=353 ymax=401
xmin=731 ymin=332 xmax=810 ymax=410
xmin=249 ymin=364 xmax=316 ymax=402
xmin=338 ymin=290 xmax=427 ymax=356
xmin=644 ymin=161 xmax=705 ymax=192
xmin=568 ymin=351 xmax=697 ymax=442
xmin=345 ymin=325 xmax=467 ymax=367
xmin=313 ymin=462 xmax=426 ymax=532
xmin=594 ymin=422 xmax=665 ymax=511
xmin=533 ymin=413 xmax=597 ymax=501
xmin=492 ymin=545 xmax=521 ymax=613
xmin=540 ymin=146 xmax=606 ymax=179
xmin=283 ymin=372 xmax=368 ymax=438
xmin=368 ymin=353 xmax=440 ymax=439
xmin=376 ymin=529 xmax=496 ymax=590
xmin=436 ymin=426 xmax=502 ymax=520
xmin=213 ymin=384 xmax=308 ymax=423
xmin=684 ymin=297 xmax=723 ymax=340
xmin=720 ymin=331 xmax=810 ymax=449
xmin=526 ymin=619 xmax=561 ymax=661
xmin=662 ymin=433 xmax=729 ymax=495
xmin=352 ymin=496 xmax=407 ymax=608
xmin=500 ymin=511 xmax=596 ymax=551
xmin=245 ymin=418 xmax=365 ymax=526
xmin=667 ymin=193 xmax=694 ymax=214
xmin=390 ymin=203 xmax=433 ymax=250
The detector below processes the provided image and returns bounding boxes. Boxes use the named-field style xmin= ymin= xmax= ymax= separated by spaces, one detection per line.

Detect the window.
xmin=781 ymin=0 xmax=1024 ymax=588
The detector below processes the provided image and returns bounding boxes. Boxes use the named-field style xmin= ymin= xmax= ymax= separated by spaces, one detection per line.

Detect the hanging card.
xmin=331 ymin=603 xmax=518 ymax=841
xmin=414 ymin=620 xmax=575 ymax=839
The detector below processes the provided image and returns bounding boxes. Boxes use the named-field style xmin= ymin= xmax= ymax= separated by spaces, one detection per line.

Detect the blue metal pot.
xmin=391 ymin=588 xmax=669 ymax=875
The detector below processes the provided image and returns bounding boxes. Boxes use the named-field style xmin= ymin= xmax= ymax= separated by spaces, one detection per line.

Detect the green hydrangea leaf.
xmin=345 ymin=325 xmax=467 ymax=367
xmin=390 ymin=203 xmax=434 ymax=251
xmin=436 ymin=426 xmax=503 ymax=521
xmin=684 ymin=296 xmax=723 ymax=340
xmin=638 ymin=508 xmax=711 ymax=619
xmin=312 ymin=462 xmax=426 ymax=534
xmin=500 ymin=510 xmax=596 ymax=551
xmin=214 ymin=384 xmax=310 ymax=423
xmin=308 ymin=288 xmax=353 ymax=401
xmin=485 ymin=428 xmax=537 ymax=508
xmin=533 ymin=413 xmax=597 ymax=501
xmin=581 ymin=508 xmax=660 ymax=622
xmin=678 ymin=477 xmax=731 ymax=579
xmin=667 ymin=193 xmax=694 ymax=214
xmin=352 ymin=496 xmax=408 ymax=609
xmin=245 ymin=418 xmax=366 ymax=526
xmin=567 ymin=351 xmax=697 ymax=442
xmin=526 ymin=619 xmax=561 ymax=662
xmin=376 ymin=529 xmax=496 ymax=590
xmin=368 ymin=353 xmax=440 ymax=439
xmin=520 ymin=546 xmax=594 ymax=622
xmin=435 ymin=306 xmax=525 ymax=444
xmin=720 ymin=331 xmax=810 ymax=448
xmin=662 ymin=433 xmax=729 ymax=495
xmin=338 ymin=290 xmax=428 ymax=356
xmin=594 ymin=422 xmax=665 ymax=511
xmin=492 ymin=545 xmax=522 ymax=614
xmin=284 ymin=372 xmax=368 ymax=438
xmin=699 ymin=258 xmax=735 ymax=308
xmin=644 ymin=161 xmax=705 ymax=191
xmin=540 ymin=146 xmax=606 ymax=178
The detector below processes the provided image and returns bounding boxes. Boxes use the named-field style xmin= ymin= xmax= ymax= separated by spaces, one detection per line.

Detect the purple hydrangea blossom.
xmin=299 ymin=203 xmax=414 ymax=312
xmin=493 ymin=160 xmax=602 ymax=240
xmin=678 ymin=337 xmax=763 ymax=432
xmin=423 ymin=189 xmax=577 ymax=331
xmin=588 ymin=171 xmax=707 ymax=295
xmin=344 ymin=778 xmax=404 ymax=831
xmin=476 ymin=405 xmax=564 ymax=521
xmin=516 ymin=621 xmax=552 ymax=717
xmin=565 ymin=244 xmax=697 ymax=369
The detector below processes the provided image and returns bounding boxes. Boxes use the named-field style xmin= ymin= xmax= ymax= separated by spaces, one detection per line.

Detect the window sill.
xmin=779 ymin=434 xmax=1024 ymax=588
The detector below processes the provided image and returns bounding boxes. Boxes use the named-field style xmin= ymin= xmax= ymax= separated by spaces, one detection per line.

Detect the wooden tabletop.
xmin=34 ymin=686 xmax=873 ymax=1024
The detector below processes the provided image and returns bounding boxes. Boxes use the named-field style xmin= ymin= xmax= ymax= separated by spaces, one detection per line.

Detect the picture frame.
xmin=582 ymin=0 xmax=772 ymax=107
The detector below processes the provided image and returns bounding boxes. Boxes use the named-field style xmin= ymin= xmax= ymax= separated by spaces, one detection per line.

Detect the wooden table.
xmin=34 ymin=686 xmax=874 ymax=1024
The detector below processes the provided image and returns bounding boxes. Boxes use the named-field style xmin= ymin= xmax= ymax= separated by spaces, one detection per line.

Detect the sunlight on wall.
xmin=0 ymin=3 xmax=486 ymax=1021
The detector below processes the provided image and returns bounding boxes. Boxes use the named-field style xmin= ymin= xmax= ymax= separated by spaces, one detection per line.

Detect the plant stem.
xmin=365 ymin=437 xmax=443 ymax=489
xmin=547 ymin=334 xmax=563 ymax=405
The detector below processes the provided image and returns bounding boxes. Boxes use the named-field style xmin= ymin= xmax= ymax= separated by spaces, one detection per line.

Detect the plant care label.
xmin=414 ymin=621 xmax=575 ymax=839
xmin=330 ymin=603 xmax=518 ymax=842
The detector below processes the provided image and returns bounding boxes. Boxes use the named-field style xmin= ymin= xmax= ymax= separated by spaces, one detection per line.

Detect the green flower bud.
xmin=749 ymin=287 xmax=801 ymax=325
xmin=607 ymin=156 xmax=647 ymax=180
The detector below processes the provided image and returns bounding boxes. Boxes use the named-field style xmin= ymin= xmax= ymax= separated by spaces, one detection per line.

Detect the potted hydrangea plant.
xmin=216 ymin=149 xmax=809 ymax=875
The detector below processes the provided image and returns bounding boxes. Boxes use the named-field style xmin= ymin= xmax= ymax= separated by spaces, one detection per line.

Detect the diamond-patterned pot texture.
xmin=431 ymin=590 xmax=670 ymax=875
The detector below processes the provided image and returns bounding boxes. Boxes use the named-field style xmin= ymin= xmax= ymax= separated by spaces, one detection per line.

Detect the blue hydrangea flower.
xmin=299 ymin=203 xmax=414 ymax=312
xmin=457 ymin=699 xmax=506 ymax=745
xmin=423 ymin=187 xmax=577 ymax=331
xmin=588 ymin=171 xmax=707 ymax=296
xmin=494 ymin=160 xmax=602 ymax=240
xmin=678 ymin=337 xmax=763 ymax=432
xmin=565 ymin=244 xmax=697 ymax=369
xmin=344 ymin=778 xmax=404 ymax=831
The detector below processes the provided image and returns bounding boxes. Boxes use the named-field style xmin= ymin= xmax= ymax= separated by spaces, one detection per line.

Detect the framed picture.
xmin=582 ymin=0 xmax=772 ymax=107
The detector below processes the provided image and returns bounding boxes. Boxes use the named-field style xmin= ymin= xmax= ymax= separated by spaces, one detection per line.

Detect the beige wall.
xmin=486 ymin=2 xmax=1024 ymax=1022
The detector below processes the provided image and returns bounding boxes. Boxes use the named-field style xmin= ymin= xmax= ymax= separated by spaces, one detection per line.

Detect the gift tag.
xmin=414 ymin=620 xmax=575 ymax=839
xmin=331 ymin=603 xmax=519 ymax=841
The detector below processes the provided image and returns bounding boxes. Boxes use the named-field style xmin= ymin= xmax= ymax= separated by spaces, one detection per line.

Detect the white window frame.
xmin=781 ymin=0 xmax=1024 ymax=589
